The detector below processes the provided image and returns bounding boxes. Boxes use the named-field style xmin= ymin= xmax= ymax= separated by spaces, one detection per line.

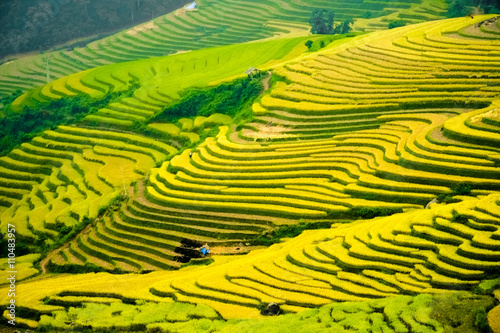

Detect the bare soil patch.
xmin=447 ymin=15 xmax=500 ymax=40
xmin=126 ymin=22 xmax=159 ymax=35
xmin=241 ymin=122 xmax=293 ymax=141
xmin=262 ymin=71 xmax=272 ymax=91
xmin=209 ymin=244 xmax=264 ymax=255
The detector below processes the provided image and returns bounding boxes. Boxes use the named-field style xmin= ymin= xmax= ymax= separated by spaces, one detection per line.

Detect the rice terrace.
xmin=1 ymin=0 xmax=500 ymax=331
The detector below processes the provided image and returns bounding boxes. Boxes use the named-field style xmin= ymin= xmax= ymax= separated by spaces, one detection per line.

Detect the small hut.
xmin=244 ymin=67 xmax=261 ymax=78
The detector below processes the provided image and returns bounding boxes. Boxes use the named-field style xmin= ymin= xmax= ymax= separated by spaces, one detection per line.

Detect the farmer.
xmin=200 ymin=244 xmax=210 ymax=256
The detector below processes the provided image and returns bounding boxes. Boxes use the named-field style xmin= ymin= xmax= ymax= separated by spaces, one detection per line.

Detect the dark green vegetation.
xmin=347 ymin=207 xmax=404 ymax=220
xmin=252 ymin=220 xmax=333 ymax=246
xmin=309 ymin=8 xmax=336 ymax=34
xmin=475 ymin=307 xmax=491 ymax=333
xmin=0 ymin=1 xmax=499 ymax=331
xmin=430 ymin=292 xmax=496 ymax=333
xmin=0 ymin=83 xmax=139 ymax=156
xmin=0 ymin=0 xmax=447 ymax=100
xmin=151 ymin=76 xmax=262 ymax=124
xmin=31 ymin=292 xmax=497 ymax=332
xmin=309 ymin=8 xmax=353 ymax=35
xmin=0 ymin=232 xmax=30 ymax=257
xmin=388 ymin=19 xmax=407 ymax=29
xmin=0 ymin=0 xmax=192 ymax=59
xmin=478 ymin=277 xmax=500 ymax=294
xmin=447 ymin=0 xmax=499 ymax=17
xmin=305 ymin=32 xmax=364 ymax=52
xmin=437 ymin=182 xmax=473 ymax=203
xmin=37 ymin=300 xmax=220 ymax=333
xmin=45 ymin=261 xmax=116 ymax=274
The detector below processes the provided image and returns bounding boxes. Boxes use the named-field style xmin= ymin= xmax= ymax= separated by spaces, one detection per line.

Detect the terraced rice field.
xmin=14 ymin=35 xmax=315 ymax=127
xmin=0 ymin=36 xmax=314 ymax=245
xmin=45 ymin=15 xmax=500 ymax=272
xmin=0 ymin=0 xmax=446 ymax=100
xmin=144 ymin=193 xmax=500 ymax=317
xmin=2 ymin=15 xmax=500 ymax=267
xmin=3 ymin=193 xmax=500 ymax=329
xmin=0 ymin=125 xmax=177 ymax=236
xmin=0 ymin=10 xmax=499 ymax=332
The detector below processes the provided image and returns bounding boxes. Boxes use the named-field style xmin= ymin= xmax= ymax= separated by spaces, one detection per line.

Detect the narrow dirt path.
xmin=262 ymin=71 xmax=272 ymax=92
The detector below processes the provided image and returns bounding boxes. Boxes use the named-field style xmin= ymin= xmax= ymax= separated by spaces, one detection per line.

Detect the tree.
xmin=0 ymin=0 xmax=192 ymax=58
xmin=143 ymin=0 xmax=158 ymax=20
xmin=309 ymin=8 xmax=334 ymax=34
xmin=329 ymin=18 xmax=351 ymax=35
xmin=446 ymin=0 xmax=499 ymax=16
xmin=305 ymin=40 xmax=313 ymax=49
xmin=73 ymin=0 xmax=91 ymax=21
xmin=24 ymin=1 xmax=55 ymax=36
xmin=309 ymin=9 xmax=352 ymax=35
xmin=95 ymin=1 xmax=121 ymax=27
xmin=447 ymin=1 xmax=468 ymax=17
xmin=344 ymin=19 xmax=353 ymax=33
xmin=481 ymin=0 xmax=500 ymax=13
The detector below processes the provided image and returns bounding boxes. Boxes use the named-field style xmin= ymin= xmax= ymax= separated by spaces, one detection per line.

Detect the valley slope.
xmin=0 ymin=2 xmax=499 ymax=332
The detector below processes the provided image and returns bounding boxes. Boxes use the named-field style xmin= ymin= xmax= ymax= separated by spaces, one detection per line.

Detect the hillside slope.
xmin=2 ymin=193 xmax=499 ymax=329
xmin=0 ymin=0 xmax=447 ymax=99
xmin=0 ymin=35 xmax=313 ymax=242
xmin=0 ymin=15 xmax=500 ymax=270
xmin=38 ymin=15 xmax=500 ymax=272
xmin=0 ymin=12 xmax=499 ymax=333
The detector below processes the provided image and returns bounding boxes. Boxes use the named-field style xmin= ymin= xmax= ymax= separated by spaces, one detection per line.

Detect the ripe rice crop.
xmin=1 ymin=12 xmax=500 ymax=329
xmin=5 ymin=194 xmax=500 ymax=324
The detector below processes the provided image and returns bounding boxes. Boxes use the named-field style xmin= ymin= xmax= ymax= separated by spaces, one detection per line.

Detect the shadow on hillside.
xmin=173 ymin=238 xmax=205 ymax=263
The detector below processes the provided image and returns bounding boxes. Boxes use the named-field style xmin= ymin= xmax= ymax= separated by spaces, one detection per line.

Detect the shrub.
xmin=454 ymin=182 xmax=472 ymax=196
xmin=305 ymin=33 xmax=362 ymax=52
xmin=252 ymin=221 xmax=331 ymax=246
xmin=437 ymin=182 xmax=473 ymax=203
xmin=475 ymin=307 xmax=493 ymax=333
xmin=388 ymin=20 xmax=406 ymax=29
xmin=436 ymin=194 xmax=456 ymax=204
xmin=451 ymin=211 xmax=468 ymax=223
xmin=347 ymin=207 xmax=403 ymax=219
xmin=152 ymin=76 xmax=262 ymax=123
xmin=477 ymin=277 xmax=500 ymax=294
